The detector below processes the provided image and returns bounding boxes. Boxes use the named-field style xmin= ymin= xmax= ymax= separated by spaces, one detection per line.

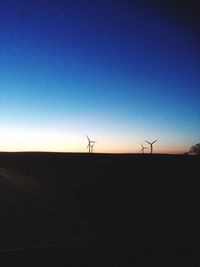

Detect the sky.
xmin=0 ymin=0 xmax=199 ymax=153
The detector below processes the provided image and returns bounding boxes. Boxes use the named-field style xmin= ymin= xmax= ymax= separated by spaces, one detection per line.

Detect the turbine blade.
xmin=86 ymin=135 xmax=90 ymax=142
xmin=145 ymin=141 xmax=151 ymax=145
xmin=152 ymin=140 xmax=157 ymax=144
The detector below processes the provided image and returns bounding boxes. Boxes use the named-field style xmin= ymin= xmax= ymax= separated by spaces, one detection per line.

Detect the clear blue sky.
xmin=0 ymin=0 xmax=199 ymax=153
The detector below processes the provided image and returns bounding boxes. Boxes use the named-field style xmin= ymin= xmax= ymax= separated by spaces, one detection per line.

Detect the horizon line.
xmin=0 ymin=150 xmax=189 ymax=156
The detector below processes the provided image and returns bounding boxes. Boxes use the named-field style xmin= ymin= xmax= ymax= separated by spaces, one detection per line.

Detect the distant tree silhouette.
xmin=189 ymin=143 xmax=200 ymax=155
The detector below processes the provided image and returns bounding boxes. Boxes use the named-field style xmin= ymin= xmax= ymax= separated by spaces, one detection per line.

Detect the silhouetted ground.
xmin=0 ymin=152 xmax=199 ymax=266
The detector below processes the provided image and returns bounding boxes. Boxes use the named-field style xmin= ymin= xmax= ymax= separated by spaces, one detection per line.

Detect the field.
xmin=0 ymin=152 xmax=199 ymax=265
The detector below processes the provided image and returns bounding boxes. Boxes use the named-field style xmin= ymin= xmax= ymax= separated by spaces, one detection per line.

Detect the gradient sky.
xmin=0 ymin=0 xmax=199 ymax=153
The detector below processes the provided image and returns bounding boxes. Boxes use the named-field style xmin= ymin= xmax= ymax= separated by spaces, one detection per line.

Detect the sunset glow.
xmin=0 ymin=1 xmax=199 ymax=154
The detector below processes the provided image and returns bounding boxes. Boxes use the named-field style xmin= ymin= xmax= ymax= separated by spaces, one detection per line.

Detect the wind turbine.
xmin=140 ymin=143 xmax=148 ymax=154
xmin=86 ymin=135 xmax=97 ymax=154
xmin=145 ymin=140 xmax=157 ymax=154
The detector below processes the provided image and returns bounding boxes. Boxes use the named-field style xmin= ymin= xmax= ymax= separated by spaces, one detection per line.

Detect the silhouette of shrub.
xmin=190 ymin=143 xmax=200 ymax=155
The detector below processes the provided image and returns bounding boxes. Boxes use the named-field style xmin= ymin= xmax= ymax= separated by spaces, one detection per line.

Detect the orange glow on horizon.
xmin=0 ymin=128 xmax=190 ymax=155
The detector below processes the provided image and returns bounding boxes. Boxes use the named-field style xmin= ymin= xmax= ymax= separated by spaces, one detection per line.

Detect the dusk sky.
xmin=0 ymin=0 xmax=199 ymax=153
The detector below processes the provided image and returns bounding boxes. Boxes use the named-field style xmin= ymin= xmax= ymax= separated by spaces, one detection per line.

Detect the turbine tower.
xmin=86 ymin=135 xmax=97 ymax=154
xmin=145 ymin=140 xmax=157 ymax=154
xmin=140 ymin=143 xmax=148 ymax=154
xmin=90 ymin=142 xmax=95 ymax=153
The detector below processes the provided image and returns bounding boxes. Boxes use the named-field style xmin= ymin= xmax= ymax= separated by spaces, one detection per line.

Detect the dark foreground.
xmin=0 ymin=152 xmax=199 ymax=266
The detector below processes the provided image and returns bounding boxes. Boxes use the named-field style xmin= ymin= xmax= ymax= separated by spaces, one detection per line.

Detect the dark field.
xmin=0 ymin=152 xmax=199 ymax=266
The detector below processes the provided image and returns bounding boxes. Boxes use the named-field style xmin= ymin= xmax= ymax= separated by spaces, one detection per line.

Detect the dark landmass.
xmin=0 ymin=152 xmax=199 ymax=266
